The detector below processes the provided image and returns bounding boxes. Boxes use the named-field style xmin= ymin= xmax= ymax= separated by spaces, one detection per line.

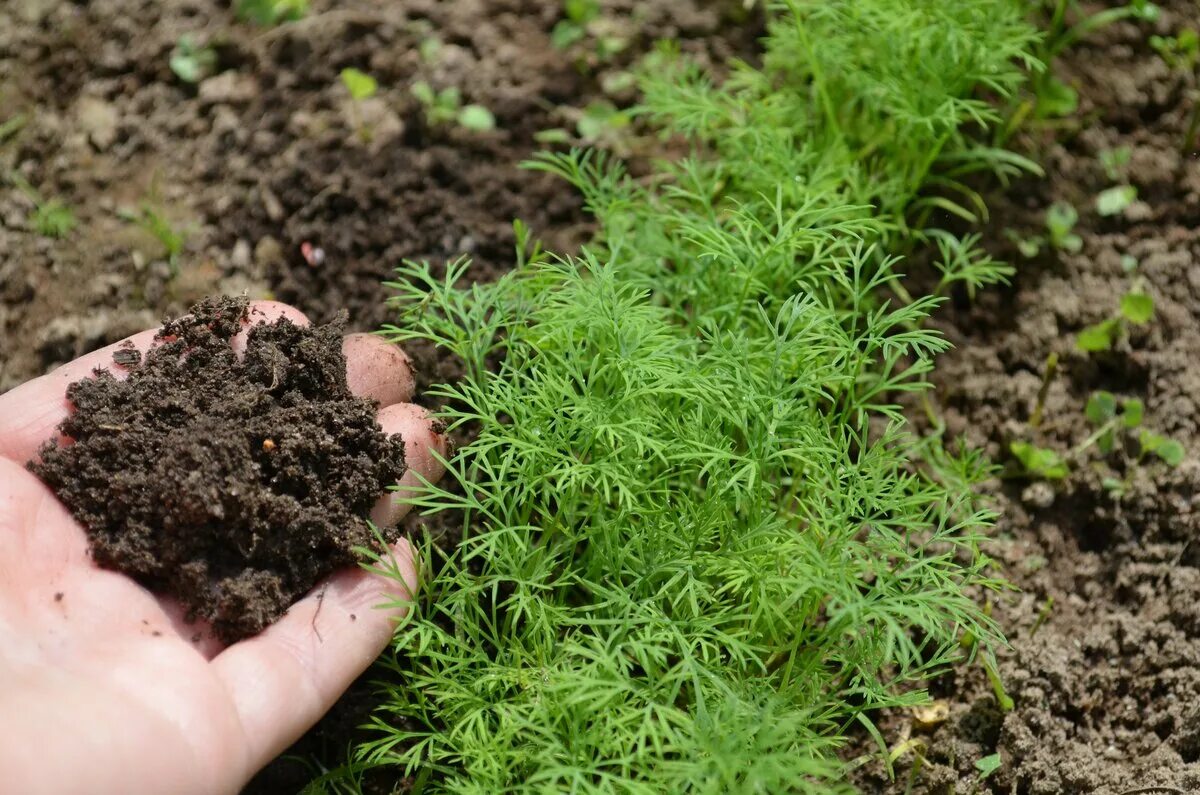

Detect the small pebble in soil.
xmin=29 ymin=296 xmax=407 ymax=643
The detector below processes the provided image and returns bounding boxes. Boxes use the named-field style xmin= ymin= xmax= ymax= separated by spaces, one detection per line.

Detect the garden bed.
xmin=3 ymin=2 xmax=1199 ymax=794
xmin=852 ymin=3 xmax=1200 ymax=792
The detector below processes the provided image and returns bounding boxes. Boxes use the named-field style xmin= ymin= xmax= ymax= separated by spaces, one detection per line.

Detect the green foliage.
xmin=1140 ymin=431 xmax=1185 ymax=466
xmin=119 ymin=204 xmax=187 ymax=272
xmin=1119 ymin=290 xmax=1154 ymax=324
xmin=551 ymin=0 xmax=600 ymax=49
xmin=1077 ymin=317 xmax=1120 ymax=351
xmin=31 ymin=199 xmax=76 ymax=239
xmin=551 ymin=0 xmax=627 ymax=62
xmin=362 ymin=1 xmax=1038 ymax=791
xmin=234 ymin=0 xmax=306 ymax=26
xmin=1078 ymin=288 xmax=1154 ymax=352
xmin=1079 ymin=389 xmax=1183 ymax=472
xmin=1045 ymin=201 xmax=1082 ymax=252
xmin=1010 ymin=441 xmax=1069 ymax=479
xmin=1084 ymin=390 xmax=1143 ymax=454
xmin=411 ymin=80 xmax=496 ymax=132
xmin=8 ymin=172 xmax=76 ymax=239
xmin=975 ymin=753 xmax=1002 ymax=780
xmin=340 ymin=68 xmax=377 ymax=101
xmin=1024 ymin=0 xmax=1159 ymax=125
xmin=1096 ymin=184 xmax=1137 ymax=216
xmin=1037 ymin=75 xmax=1078 ymax=118
xmin=418 ymin=36 xmax=442 ymax=64
xmin=1098 ymin=146 xmax=1131 ymax=182
xmin=1151 ymin=28 xmax=1200 ymax=69
xmin=169 ymin=35 xmax=217 ymax=84
xmin=576 ymin=100 xmax=630 ymax=144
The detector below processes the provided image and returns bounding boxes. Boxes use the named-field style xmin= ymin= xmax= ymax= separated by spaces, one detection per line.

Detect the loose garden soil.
xmin=850 ymin=2 xmax=1200 ymax=793
xmin=30 ymin=295 xmax=407 ymax=644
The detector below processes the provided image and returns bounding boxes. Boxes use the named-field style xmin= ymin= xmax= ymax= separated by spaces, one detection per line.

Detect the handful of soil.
xmin=30 ymin=296 xmax=407 ymax=642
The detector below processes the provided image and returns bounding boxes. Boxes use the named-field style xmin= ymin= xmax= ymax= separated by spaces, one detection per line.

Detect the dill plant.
xmin=350 ymin=1 xmax=1039 ymax=791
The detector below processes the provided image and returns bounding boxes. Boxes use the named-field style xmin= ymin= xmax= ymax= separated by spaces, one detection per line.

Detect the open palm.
xmin=0 ymin=302 xmax=445 ymax=795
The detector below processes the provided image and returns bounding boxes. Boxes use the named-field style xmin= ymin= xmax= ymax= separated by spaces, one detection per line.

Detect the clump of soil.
xmin=30 ymin=295 xmax=406 ymax=643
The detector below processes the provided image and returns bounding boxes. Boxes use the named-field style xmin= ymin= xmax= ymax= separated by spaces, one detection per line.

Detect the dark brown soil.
xmin=0 ymin=0 xmax=756 ymax=395
xmin=850 ymin=2 xmax=1200 ymax=793
xmin=30 ymin=295 xmax=407 ymax=643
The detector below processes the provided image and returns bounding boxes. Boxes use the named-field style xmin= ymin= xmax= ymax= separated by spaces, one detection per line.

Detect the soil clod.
xmin=30 ymin=296 xmax=407 ymax=643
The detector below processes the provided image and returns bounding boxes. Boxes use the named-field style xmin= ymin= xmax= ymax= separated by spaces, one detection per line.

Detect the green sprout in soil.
xmin=355 ymin=1 xmax=1040 ymax=791
xmin=550 ymin=0 xmax=628 ymax=65
xmin=1098 ymin=145 xmax=1131 ymax=182
xmin=418 ymin=35 xmax=442 ymax=65
xmin=1076 ymin=286 xmax=1154 ymax=352
xmin=169 ymin=35 xmax=217 ymax=84
xmin=0 ymin=113 xmax=27 ymax=144
xmin=1002 ymin=0 xmax=1158 ymax=136
xmin=340 ymin=67 xmax=378 ymax=141
xmin=32 ymin=200 xmax=77 ymax=239
xmin=1080 ymin=390 xmax=1185 ymax=495
xmin=119 ymin=203 xmax=187 ymax=274
xmin=1009 ymin=440 xmax=1069 ymax=479
xmin=234 ymin=0 xmax=306 ymax=26
xmin=8 ymin=173 xmax=76 ymax=239
xmin=551 ymin=0 xmax=600 ymax=49
xmin=1150 ymin=27 xmax=1200 ymax=152
xmin=975 ymin=752 xmax=1002 ymax=782
xmin=1095 ymin=184 xmax=1137 ymax=217
xmin=410 ymin=81 xmax=496 ymax=132
xmin=1009 ymin=201 xmax=1082 ymax=257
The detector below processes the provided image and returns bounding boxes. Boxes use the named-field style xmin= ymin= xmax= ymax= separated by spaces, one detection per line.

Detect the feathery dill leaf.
xmin=358 ymin=1 xmax=1038 ymax=792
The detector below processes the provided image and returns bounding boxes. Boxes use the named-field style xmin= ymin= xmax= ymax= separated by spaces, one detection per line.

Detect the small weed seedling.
xmin=1079 ymin=390 xmax=1185 ymax=495
xmin=975 ymin=753 xmax=1003 ymax=783
xmin=119 ymin=203 xmax=187 ymax=274
xmin=1045 ymin=201 xmax=1083 ymax=252
xmin=1006 ymin=201 xmax=1081 ymax=258
xmin=551 ymin=0 xmax=599 ymax=49
xmin=1095 ymin=184 xmax=1137 ymax=217
xmin=1151 ymin=28 xmax=1200 ymax=152
xmin=1098 ymin=145 xmax=1131 ymax=182
xmin=340 ymin=67 xmax=378 ymax=141
xmin=1008 ymin=0 xmax=1158 ymax=132
xmin=550 ymin=0 xmax=628 ymax=65
xmin=1076 ymin=286 xmax=1153 ymax=352
xmin=1010 ymin=440 xmax=1069 ymax=479
xmin=234 ymin=0 xmax=306 ymax=26
xmin=32 ymin=200 xmax=77 ymax=239
xmin=8 ymin=173 xmax=76 ymax=239
xmin=169 ymin=35 xmax=217 ymax=84
xmin=410 ymin=81 xmax=495 ymax=132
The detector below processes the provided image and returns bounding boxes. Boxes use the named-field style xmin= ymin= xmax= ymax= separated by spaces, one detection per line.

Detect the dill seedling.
xmin=357 ymin=1 xmax=1039 ymax=792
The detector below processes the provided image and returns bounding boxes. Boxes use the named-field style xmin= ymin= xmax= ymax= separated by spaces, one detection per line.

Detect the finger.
xmin=230 ymin=300 xmax=309 ymax=357
xmin=0 ymin=301 xmax=308 ymax=463
xmin=343 ymin=334 xmax=415 ymax=407
xmin=0 ymin=329 xmax=160 ymax=462
xmin=370 ymin=403 xmax=449 ymax=527
xmin=210 ymin=538 xmax=419 ymax=769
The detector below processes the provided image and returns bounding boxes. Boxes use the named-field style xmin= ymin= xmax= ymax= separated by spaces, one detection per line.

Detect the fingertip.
xmin=343 ymin=334 xmax=415 ymax=406
xmin=231 ymin=301 xmax=310 ymax=357
xmin=246 ymin=300 xmax=310 ymax=327
xmin=371 ymin=404 xmax=449 ymax=527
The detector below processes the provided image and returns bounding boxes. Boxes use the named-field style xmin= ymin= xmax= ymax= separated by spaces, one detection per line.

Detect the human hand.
xmin=0 ymin=301 xmax=446 ymax=795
